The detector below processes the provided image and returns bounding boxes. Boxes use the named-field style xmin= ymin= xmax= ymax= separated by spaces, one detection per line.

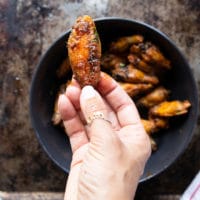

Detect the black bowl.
xmin=30 ymin=17 xmax=198 ymax=182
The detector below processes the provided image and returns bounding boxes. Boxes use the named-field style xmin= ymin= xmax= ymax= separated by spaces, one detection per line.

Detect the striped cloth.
xmin=181 ymin=171 xmax=200 ymax=200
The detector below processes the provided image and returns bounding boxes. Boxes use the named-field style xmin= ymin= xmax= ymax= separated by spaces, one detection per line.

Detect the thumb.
xmin=80 ymin=86 xmax=115 ymax=142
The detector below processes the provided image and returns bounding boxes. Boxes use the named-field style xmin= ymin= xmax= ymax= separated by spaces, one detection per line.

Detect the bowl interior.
xmin=30 ymin=18 xmax=198 ymax=181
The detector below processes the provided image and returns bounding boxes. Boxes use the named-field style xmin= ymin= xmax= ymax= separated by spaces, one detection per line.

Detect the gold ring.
xmin=87 ymin=111 xmax=111 ymax=126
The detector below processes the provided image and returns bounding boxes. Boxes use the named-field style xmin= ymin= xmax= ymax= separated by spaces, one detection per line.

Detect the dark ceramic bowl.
xmin=30 ymin=17 xmax=198 ymax=182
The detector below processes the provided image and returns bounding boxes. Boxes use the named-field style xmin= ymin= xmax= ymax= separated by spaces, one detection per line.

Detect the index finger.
xmin=97 ymin=72 xmax=141 ymax=127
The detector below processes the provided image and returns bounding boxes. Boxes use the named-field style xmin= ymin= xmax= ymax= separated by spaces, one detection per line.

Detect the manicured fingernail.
xmin=81 ymin=86 xmax=96 ymax=100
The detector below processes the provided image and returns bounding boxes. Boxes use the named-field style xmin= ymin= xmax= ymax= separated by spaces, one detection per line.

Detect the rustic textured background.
xmin=0 ymin=0 xmax=200 ymax=198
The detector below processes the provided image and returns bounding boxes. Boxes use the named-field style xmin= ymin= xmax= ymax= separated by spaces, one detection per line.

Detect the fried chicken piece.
xmin=56 ymin=58 xmax=71 ymax=79
xmin=141 ymin=118 xmax=169 ymax=135
xmin=153 ymin=117 xmax=169 ymax=130
xmin=141 ymin=119 xmax=156 ymax=135
xmin=130 ymin=43 xmax=142 ymax=55
xmin=128 ymin=54 xmax=153 ymax=73
xmin=110 ymin=35 xmax=144 ymax=52
xmin=119 ymin=82 xmax=153 ymax=97
xmin=130 ymin=42 xmax=171 ymax=69
xmin=67 ymin=15 xmax=101 ymax=87
xmin=150 ymin=136 xmax=157 ymax=151
xmin=137 ymin=86 xmax=170 ymax=108
xmin=101 ymin=53 xmax=126 ymax=71
xmin=149 ymin=100 xmax=191 ymax=117
xmin=112 ymin=64 xmax=159 ymax=85
xmin=141 ymin=43 xmax=171 ymax=69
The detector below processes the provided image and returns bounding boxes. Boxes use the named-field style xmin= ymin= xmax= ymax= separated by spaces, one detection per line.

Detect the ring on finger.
xmin=87 ymin=111 xmax=111 ymax=126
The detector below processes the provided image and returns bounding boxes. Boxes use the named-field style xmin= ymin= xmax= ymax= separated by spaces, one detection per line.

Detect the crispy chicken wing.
xmin=141 ymin=43 xmax=171 ymax=69
xmin=119 ymin=82 xmax=153 ymax=97
xmin=150 ymin=136 xmax=157 ymax=151
xmin=149 ymin=100 xmax=191 ymax=117
xmin=110 ymin=35 xmax=144 ymax=53
xmin=67 ymin=15 xmax=101 ymax=87
xmin=137 ymin=86 xmax=170 ymax=108
xmin=112 ymin=64 xmax=159 ymax=85
xmin=141 ymin=118 xmax=169 ymax=135
xmin=56 ymin=58 xmax=71 ymax=79
xmin=128 ymin=53 xmax=153 ymax=73
xmin=101 ymin=53 xmax=126 ymax=70
xmin=130 ymin=43 xmax=142 ymax=55
xmin=130 ymin=42 xmax=171 ymax=69
xmin=141 ymin=119 xmax=156 ymax=135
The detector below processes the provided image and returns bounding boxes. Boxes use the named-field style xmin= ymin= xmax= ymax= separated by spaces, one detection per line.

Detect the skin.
xmin=58 ymin=72 xmax=151 ymax=200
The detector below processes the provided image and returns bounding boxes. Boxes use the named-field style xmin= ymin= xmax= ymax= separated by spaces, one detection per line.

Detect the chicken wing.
xmin=141 ymin=119 xmax=156 ymax=135
xmin=119 ymin=82 xmax=153 ymax=97
xmin=141 ymin=118 xmax=169 ymax=135
xmin=130 ymin=42 xmax=171 ymax=69
xmin=112 ymin=64 xmax=159 ymax=85
xmin=141 ymin=42 xmax=171 ymax=69
xmin=56 ymin=58 xmax=71 ymax=79
xmin=150 ymin=136 xmax=157 ymax=151
xmin=128 ymin=53 xmax=153 ymax=73
xmin=149 ymin=100 xmax=191 ymax=117
xmin=137 ymin=86 xmax=170 ymax=108
xmin=67 ymin=15 xmax=101 ymax=87
xmin=110 ymin=35 xmax=144 ymax=53
xmin=101 ymin=53 xmax=126 ymax=71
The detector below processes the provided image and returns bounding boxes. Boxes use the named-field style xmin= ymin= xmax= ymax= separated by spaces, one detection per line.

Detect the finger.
xmin=97 ymin=72 xmax=141 ymax=127
xmin=58 ymin=94 xmax=88 ymax=153
xmin=103 ymin=99 xmax=121 ymax=130
xmin=66 ymin=78 xmax=81 ymax=110
xmin=66 ymin=80 xmax=86 ymax=124
xmin=80 ymin=86 xmax=116 ymax=142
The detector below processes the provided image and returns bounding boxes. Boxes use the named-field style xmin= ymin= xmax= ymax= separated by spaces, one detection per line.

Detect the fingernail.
xmin=66 ymin=84 xmax=77 ymax=94
xmin=81 ymin=86 xmax=96 ymax=100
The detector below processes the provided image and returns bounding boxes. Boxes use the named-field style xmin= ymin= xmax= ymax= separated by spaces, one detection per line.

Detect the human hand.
xmin=58 ymin=72 xmax=151 ymax=200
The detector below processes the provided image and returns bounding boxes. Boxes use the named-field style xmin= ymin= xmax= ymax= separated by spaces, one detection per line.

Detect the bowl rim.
xmin=30 ymin=17 xmax=199 ymax=182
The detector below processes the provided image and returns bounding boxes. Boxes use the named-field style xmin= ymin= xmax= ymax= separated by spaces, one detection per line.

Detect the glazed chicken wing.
xmin=56 ymin=58 xmax=71 ymax=79
xmin=141 ymin=118 xmax=169 ymax=135
xmin=130 ymin=42 xmax=171 ymax=69
xmin=67 ymin=15 xmax=101 ymax=87
xmin=141 ymin=119 xmax=157 ymax=135
xmin=128 ymin=54 xmax=153 ymax=73
xmin=150 ymin=136 xmax=157 ymax=151
xmin=101 ymin=53 xmax=126 ymax=70
xmin=110 ymin=35 xmax=144 ymax=53
xmin=141 ymin=42 xmax=171 ymax=69
xmin=149 ymin=100 xmax=191 ymax=117
xmin=112 ymin=64 xmax=159 ymax=85
xmin=119 ymin=82 xmax=153 ymax=97
xmin=137 ymin=86 xmax=170 ymax=108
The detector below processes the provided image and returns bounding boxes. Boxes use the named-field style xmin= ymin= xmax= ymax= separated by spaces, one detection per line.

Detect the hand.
xmin=58 ymin=72 xmax=151 ymax=200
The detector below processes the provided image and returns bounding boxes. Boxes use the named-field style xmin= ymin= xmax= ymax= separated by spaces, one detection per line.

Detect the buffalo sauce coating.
xmin=67 ymin=15 xmax=101 ymax=87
